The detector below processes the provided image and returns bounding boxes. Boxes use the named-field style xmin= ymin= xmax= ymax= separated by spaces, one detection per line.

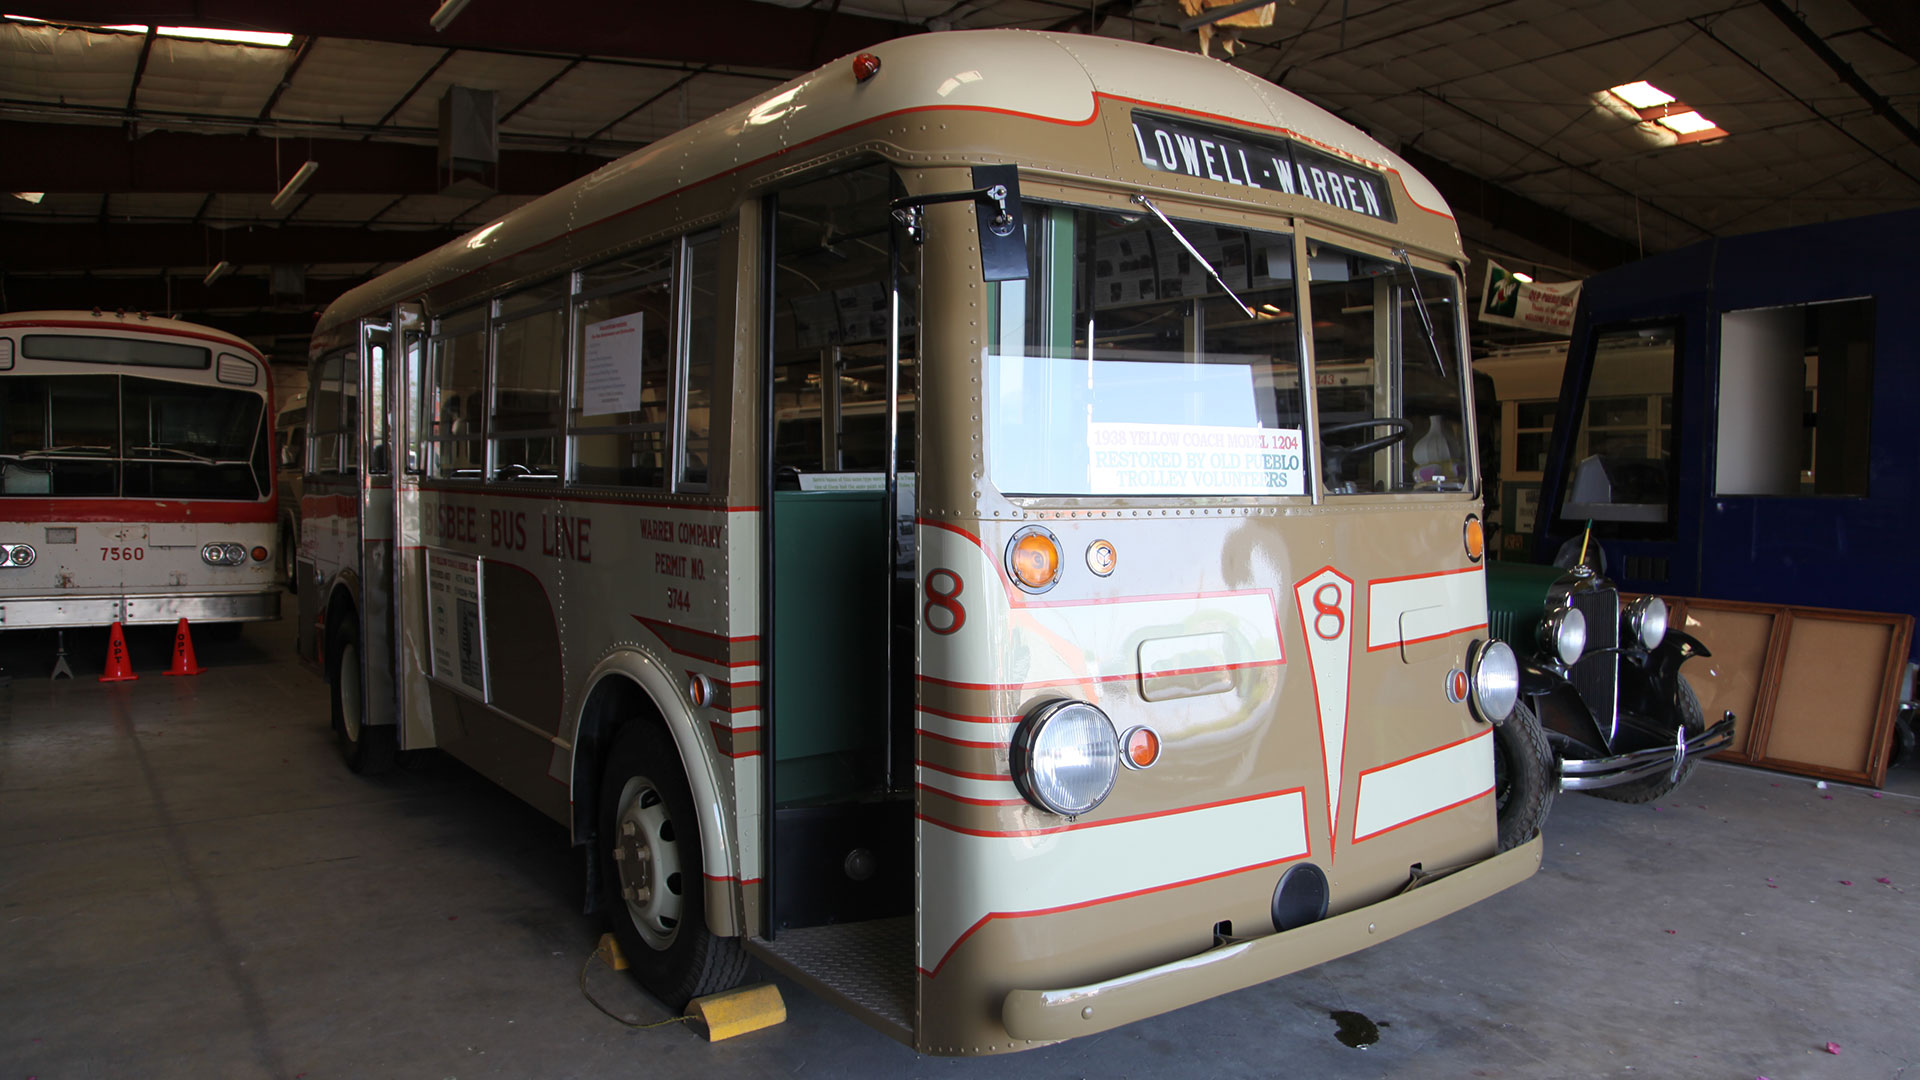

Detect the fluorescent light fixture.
xmin=1609 ymin=81 xmax=1675 ymax=109
xmin=3 ymin=15 xmax=289 ymax=45
xmin=204 ymin=260 xmax=234 ymax=287
xmin=270 ymin=160 xmax=319 ymax=210
xmin=9 ymin=191 xmax=44 ymax=204
xmin=157 ymin=26 xmax=293 ymax=47
xmin=1657 ymin=110 xmax=1719 ymax=135
xmin=1510 ymin=271 xmax=1534 ymax=283
xmin=429 ymin=0 xmax=472 ymax=32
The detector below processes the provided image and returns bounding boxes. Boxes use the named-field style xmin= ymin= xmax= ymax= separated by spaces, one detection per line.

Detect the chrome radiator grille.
xmin=1568 ymin=584 xmax=1620 ymax=739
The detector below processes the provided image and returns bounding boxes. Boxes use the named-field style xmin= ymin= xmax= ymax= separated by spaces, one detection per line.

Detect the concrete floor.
xmin=2 ymin=616 xmax=1917 ymax=1079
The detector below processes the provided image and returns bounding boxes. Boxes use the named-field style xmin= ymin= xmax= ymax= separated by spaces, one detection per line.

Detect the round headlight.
xmin=1010 ymin=700 xmax=1120 ymax=817
xmin=1627 ymin=595 xmax=1668 ymax=649
xmin=1469 ymin=639 xmax=1520 ymax=723
xmin=1540 ymin=604 xmax=1587 ymax=666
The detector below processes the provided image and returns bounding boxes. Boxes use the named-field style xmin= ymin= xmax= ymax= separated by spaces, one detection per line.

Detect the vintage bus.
xmin=0 ymin=310 xmax=281 ymax=633
xmin=300 ymin=30 xmax=1538 ymax=1054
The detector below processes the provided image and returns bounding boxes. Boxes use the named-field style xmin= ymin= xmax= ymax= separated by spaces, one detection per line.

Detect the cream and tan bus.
xmin=299 ymin=29 xmax=1538 ymax=1055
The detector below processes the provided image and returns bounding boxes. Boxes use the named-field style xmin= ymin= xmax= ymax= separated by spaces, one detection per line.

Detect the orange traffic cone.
xmin=99 ymin=621 xmax=139 ymax=682
xmin=163 ymin=617 xmax=205 ymax=676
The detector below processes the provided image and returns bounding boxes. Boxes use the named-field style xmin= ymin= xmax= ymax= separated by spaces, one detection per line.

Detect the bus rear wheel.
xmin=596 ymin=721 xmax=746 ymax=1009
xmin=329 ymin=617 xmax=395 ymax=775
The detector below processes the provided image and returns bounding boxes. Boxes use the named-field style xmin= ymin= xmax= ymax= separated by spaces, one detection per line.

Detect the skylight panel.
xmin=1608 ymin=81 xmax=1675 ymax=109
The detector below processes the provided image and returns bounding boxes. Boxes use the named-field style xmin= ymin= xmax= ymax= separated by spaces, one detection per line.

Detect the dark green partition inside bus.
xmin=771 ymin=488 xmax=889 ymax=805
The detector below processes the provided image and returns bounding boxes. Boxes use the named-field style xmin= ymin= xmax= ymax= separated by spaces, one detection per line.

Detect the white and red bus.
xmin=0 ymin=311 xmax=281 ymax=631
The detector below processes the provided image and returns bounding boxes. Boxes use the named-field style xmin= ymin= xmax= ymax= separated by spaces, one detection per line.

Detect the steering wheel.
xmin=1320 ymin=417 xmax=1410 ymax=488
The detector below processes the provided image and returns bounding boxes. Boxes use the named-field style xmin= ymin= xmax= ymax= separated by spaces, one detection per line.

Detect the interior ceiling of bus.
xmin=1 ymin=0 xmax=1915 ymax=362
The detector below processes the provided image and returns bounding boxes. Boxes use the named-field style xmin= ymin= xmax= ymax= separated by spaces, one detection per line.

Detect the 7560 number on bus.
xmin=101 ymin=547 xmax=146 ymax=561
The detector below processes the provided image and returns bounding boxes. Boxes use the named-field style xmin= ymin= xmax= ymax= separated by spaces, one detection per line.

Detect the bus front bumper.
xmin=1000 ymin=834 xmax=1542 ymax=1042
xmin=0 ymin=590 xmax=281 ymax=629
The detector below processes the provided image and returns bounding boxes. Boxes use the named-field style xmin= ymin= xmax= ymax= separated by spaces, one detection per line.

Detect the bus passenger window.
xmin=679 ymin=230 xmax=725 ymax=491
xmin=571 ymin=244 xmax=674 ymax=489
xmin=491 ymin=280 xmax=567 ymax=482
xmin=309 ymin=350 xmax=347 ymax=475
xmin=1308 ymin=243 xmax=1470 ymax=495
xmin=426 ymin=308 xmax=486 ymax=479
xmin=341 ymin=351 xmax=360 ymax=472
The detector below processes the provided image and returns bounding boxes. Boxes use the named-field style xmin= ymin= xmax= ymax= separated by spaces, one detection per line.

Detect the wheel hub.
xmin=612 ymin=777 xmax=683 ymax=950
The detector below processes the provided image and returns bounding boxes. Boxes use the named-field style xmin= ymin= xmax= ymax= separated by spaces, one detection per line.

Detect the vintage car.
xmin=1484 ymin=558 xmax=1736 ymax=842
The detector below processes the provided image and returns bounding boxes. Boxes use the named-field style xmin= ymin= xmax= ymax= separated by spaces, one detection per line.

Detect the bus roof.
xmin=0 ymin=309 xmax=265 ymax=360
xmin=315 ymin=29 xmax=1454 ymax=343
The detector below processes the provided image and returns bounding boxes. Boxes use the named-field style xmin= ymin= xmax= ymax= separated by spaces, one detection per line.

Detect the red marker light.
xmin=852 ymin=53 xmax=882 ymax=83
xmin=250 ymin=546 xmax=269 ymax=562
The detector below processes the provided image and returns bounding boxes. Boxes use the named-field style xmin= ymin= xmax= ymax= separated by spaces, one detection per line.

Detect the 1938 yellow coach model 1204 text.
xmin=298 ymin=28 xmax=1540 ymax=1054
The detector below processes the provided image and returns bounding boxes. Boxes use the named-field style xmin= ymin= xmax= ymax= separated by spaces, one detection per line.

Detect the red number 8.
xmin=1311 ymin=582 xmax=1345 ymax=641
xmin=924 ymin=569 xmax=966 ymax=635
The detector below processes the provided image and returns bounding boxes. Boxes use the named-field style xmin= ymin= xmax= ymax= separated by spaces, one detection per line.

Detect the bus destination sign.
xmin=1130 ymin=112 xmax=1397 ymax=223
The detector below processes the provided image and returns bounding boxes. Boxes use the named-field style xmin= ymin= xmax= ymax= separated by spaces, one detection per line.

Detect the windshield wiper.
xmin=1393 ymin=248 xmax=1450 ymax=381
xmin=1131 ymin=194 xmax=1256 ymax=319
xmin=129 ymin=445 xmax=222 ymax=465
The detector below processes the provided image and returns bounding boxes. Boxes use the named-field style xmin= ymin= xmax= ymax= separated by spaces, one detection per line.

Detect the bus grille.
xmin=1568 ymin=585 xmax=1620 ymax=741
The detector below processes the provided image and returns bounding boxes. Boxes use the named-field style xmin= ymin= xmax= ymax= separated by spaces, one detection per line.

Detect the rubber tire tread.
xmin=1493 ymin=701 xmax=1553 ymax=852
xmin=597 ymin=721 xmax=748 ymax=1010
xmin=1585 ymin=677 xmax=1704 ymax=805
xmin=329 ymin=617 xmax=396 ymax=775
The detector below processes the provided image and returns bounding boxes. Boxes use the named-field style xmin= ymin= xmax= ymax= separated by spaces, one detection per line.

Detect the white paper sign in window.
xmin=582 ymin=313 xmax=645 ymax=415
xmin=1089 ymin=422 xmax=1305 ymax=495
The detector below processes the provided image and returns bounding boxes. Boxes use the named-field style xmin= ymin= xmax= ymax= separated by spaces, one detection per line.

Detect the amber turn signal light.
xmin=1122 ymin=725 xmax=1161 ymax=769
xmin=1463 ymin=514 xmax=1484 ymax=562
xmin=1006 ymin=526 xmax=1061 ymax=593
xmin=250 ymin=546 xmax=269 ymax=562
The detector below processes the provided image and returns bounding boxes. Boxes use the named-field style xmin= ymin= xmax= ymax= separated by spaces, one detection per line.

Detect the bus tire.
xmin=1492 ymin=701 xmax=1552 ymax=851
xmin=597 ymin=721 xmax=746 ymax=1009
xmin=329 ymin=616 xmax=395 ymax=775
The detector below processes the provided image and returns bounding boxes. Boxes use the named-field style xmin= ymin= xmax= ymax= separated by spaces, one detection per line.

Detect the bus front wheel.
xmin=328 ymin=617 xmax=395 ymax=775
xmin=1492 ymin=700 xmax=1552 ymax=851
xmin=596 ymin=721 xmax=746 ymax=1009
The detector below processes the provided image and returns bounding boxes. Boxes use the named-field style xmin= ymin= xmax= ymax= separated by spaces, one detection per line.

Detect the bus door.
xmin=356 ymin=318 xmax=399 ymax=732
xmin=387 ymin=305 xmax=437 ymax=749
xmin=762 ymin=163 xmax=919 ymax=943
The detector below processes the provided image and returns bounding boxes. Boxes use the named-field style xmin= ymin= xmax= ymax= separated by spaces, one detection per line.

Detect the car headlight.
xmin=1539 ymin=604 xmax=1587 ymax=666
xmin=0 ymin=542 xmax=35 ymax=568
xmin=1626 ymin=595 xmax=1668 ymax=649
xmin=1468 ymin=639 xmax=1520 ymax=723
xmin=201 ymin=542 xmax=247 ymax=566
xmin=1010 ymin=699 xmax=1120 ymax=817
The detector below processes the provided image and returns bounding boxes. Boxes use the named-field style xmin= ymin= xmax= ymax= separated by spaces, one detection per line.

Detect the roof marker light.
xmin=852 ymin=53 xmax=881 ymax=83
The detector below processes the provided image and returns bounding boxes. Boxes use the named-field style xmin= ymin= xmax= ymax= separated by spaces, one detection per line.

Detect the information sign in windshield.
xmin=1130 ymin=112 xmax=1396 ymax=223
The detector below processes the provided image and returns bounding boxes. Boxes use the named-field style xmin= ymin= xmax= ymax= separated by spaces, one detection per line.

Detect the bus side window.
xmin=426 ymin=308 xmax=487 ymax=479
xmin=309 ymin=350 xmax=347 ymax=475
xmin=341 ymin=350 xmax=360 ymax=472
xmin=571 ymin=243 xmax=674 ymax=490
xmin=491 ymin=279 xmax=567 ymax=482
xmin=678 ymin=228 xmax=727 ymax=492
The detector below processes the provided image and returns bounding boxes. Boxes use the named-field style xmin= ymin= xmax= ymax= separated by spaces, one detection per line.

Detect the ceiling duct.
xmin=438 ymin=86 xmax=499 ymax=197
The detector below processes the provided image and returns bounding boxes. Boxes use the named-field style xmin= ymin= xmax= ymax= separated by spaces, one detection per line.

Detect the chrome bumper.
xmin=1558 ymin=714 xmax=1736 ymax=791
xmin=0 ymin=590 xmax=281 ymax=629
xmin=1000 ymin=835 xmax=1542 ymax=1042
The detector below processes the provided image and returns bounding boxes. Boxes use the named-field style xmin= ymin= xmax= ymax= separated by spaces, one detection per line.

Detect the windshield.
xmin=986 ymin=203 xmax=1308 ymax=497
xmin=0 ymin=374 xmax=268 ymax=499
xmin=1307 ymin=241 xmax=1471 ymax=494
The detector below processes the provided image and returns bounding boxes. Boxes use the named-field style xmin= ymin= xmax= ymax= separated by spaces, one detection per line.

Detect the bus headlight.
xmin=1010 ymin=699 xmax=1120 ymax=817
xmin=1539 ymin=604 xmax=1587 ymax=666
xmin=1 ymin=543 xmax=35 ymax=567
xmin=1626 ymin=595 xmax=1668 ymax=649
xmin=1467 ymin=639 xmax=1520 ymax=724
xmin=201 ymin=542 xmax=247 ymax=566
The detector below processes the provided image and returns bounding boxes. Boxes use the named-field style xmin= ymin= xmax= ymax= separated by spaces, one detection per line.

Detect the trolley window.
xmin=571 ymin=245 xmax=674 ymax=489
xmin=986 ymin=203 xmax=1304 ymax=497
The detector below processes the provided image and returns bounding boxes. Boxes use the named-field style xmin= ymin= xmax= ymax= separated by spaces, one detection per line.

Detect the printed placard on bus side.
xmin=1129 ymin=112 xmax=1397 ymax=223
xmin=425 ymin=546 xmax=490 ymax=702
